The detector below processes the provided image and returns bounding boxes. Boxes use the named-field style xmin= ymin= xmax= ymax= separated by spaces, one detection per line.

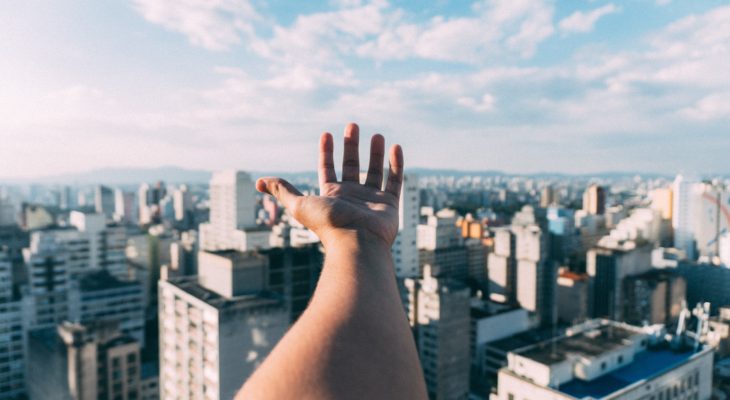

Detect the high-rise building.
xmin=0 ymin=250 xmax=25 ymax=399
xmin=497 ymin=320 xmax=714 ymax=400
xmin=0 ymin=197 xmax=15 ymax=226
xmin=393 ymin=173 xmax=419 ymax=278
xmin=582 ymin=184 xmax=606 ymax=215
xmin=27 ymin=320 xmax=142 ymax=400
xmin=172 ymin=185 xmax=193 ymax=223
xmin=406 ymin=265 xmax=470 ymax=400
xmin=199 ymin=171 xmax=271 ymax=252
xmin=68 ymin=269 xmax=145 ymax=346
xmin=556 ymin=269 xmax=588 ymax=324
xmin=158 ymin=250 xmax=288 ymax=399
xmin=672 ymin=175 xmax=702 ymax=260
xmin=263 ymin=245 xmax=323 ymax=323
xmin=623 ymin=269 xmax=686 ymax=326
xmin=70 ymin=211 xmax=128 ymax=279
xmin=114 ymin=189 xmax=137 ymax=225
xmin=587 ymin=241 xmax=653 ymax=320
xmin=539 ymin=185 xmax=557 ymax=208
xmin=23 ymin=231 xmax=69 ymax=329
xmin=487 ymin=228 xmax=516 ymax=303
xmin=95 ymin=185 xmax=116 ymax=219
xmin=512 ymin=222 xmax=554 ymax=325
xmin=417 ymin=208 xmax=462 ymax=251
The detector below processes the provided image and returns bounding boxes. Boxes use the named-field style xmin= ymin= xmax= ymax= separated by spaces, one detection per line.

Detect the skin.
xmin=237 ymin=123 xmax=428 ymax=400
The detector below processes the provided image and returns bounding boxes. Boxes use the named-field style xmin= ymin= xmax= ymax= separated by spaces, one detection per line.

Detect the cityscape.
xmin=1 ymin=169 xmax=729 ymax=399
xmin=3 ymin=1 xmax=730 ymax=400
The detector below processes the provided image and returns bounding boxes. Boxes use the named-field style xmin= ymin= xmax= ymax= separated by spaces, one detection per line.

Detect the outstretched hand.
xmin=256 ymin=123 xmax=404 ymax=249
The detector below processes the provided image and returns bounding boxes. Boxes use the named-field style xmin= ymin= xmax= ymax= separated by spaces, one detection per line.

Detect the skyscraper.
xmin=158 ymin=250 xmax=288 ymax=399
xmin=95 ymin=185 xmax=116 ymax=219
xmin=406 ymin=265 xmax=470 ymax=400
xmin=672 ymin=174 xmax=702 ymax=260
xmin=199 ymin=170 xmax=271 ymax=252
xmin=393 ymin=173 xmax=419 ymax=278
xmin=582 ymin=184 xmax=606 ymax=215
xmin=27 ymin=320 xmax=142 ymax=400
xmin=0 ymin=250 xmax=25 ymax=399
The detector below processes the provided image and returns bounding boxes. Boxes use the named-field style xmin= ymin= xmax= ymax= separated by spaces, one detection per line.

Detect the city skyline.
xmin=2 ymin=1 xmax=730 ymax=178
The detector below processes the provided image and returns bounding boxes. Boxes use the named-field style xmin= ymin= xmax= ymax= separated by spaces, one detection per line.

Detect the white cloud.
xmin=132 ymin=0 xmax=260 ymax=51
xmin=458 ymin=94 xmax=496 ymax=112
xmin=558 ymin=4 xmax=618 ymax=34
xmin=682 ymin=93 xmax=730 ymax=120
xmin=656 ymin=0 xmax=671 ymax=6
xmin=358 ymin=0 xmax=555 ymax=62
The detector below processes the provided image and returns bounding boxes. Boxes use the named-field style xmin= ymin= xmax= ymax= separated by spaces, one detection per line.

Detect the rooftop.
xmin=166 ymin=276 xmax=283 ymax=311
xmin=78 ymin=270 xmax=140 ymax=292
xmin=559 ymin=346 xmax=699 ymax=399
xmin=518 ymin=324 xmax=636 ymax=365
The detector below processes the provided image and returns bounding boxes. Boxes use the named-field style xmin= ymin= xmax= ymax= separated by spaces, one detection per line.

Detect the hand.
xmin=256 ymin=123 xmax=404 ymax=249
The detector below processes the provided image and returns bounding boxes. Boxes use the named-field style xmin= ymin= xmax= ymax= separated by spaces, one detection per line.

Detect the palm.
xmin=258 ymin=123 xmax=404 ymax=248
xmin=309 ymin=181 xmax=399 ymax=244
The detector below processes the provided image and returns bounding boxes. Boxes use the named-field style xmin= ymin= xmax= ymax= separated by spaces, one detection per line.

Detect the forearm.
xmin=239 ymin=233 xmax=427 ymax=399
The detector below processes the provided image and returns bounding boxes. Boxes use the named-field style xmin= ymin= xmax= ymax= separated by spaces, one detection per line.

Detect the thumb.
xmin=256 ymin=177 xmax=303 ymax=213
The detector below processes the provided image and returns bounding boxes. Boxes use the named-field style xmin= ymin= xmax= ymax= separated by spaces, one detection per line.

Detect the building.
xmin=587 ymin=241 xmax=653 ymax=320
xmin=623 ymin=269 xmax=686 ymax=326
xmin=95 ymin=185 xmax=116 ymax=219
xmin=172 ymin=185 xmax=193 ymax=223
xmin=199 ymin=170 xmax=271 ymax=252
xmin=27 ymin=320 xmax=142 ymax=400
xmin=678 ymin=261 xmax=730 ymax=314
xmin=393 ymin=173 xmax=419 ymax=278
xmin=406 ymin=265 xmax=470 ymax=400
xmin=582 ymin=184 xmax=606 ymax=215
xmin=488 ymin=228 xmax=516 ymax=303
xmin=417 ymin=208 xmax=462 ymax=251
xmin=114 ymin=189 xmax=137 ymax=225
xmin=497 ymin=320 xmax=714 ymax=400
xmin=673 ymin=175 xmax=702 ymax=260
xmin=70 ymin=211 xmax=128 ymax=279
xmin=556 ymin=269 xmax=589 ymax=325
xmin=0 ymin=250 xmax=25 ymax=399
xmin=540 ymin=185 xmax=557 ymax=208
xmin=263 ymin=245 xmax=323 ymax=323
xmin=23 ymin=231 xmax=70 ymax=329
xmin=158 ymin=250 xmax=288 ymax=400
xmin=68 ymin=269 xmax=145 ymax=346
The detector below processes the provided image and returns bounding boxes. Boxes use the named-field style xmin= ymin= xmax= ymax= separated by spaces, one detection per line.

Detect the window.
xmin=601 ymin=361 xmax=607 ymax=370
xmin=618 ymin=355 xmax=623 ymax=364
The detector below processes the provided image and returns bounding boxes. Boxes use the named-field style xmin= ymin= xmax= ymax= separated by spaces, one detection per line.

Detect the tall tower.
xmin=158 ymin=250 xmax=288 ymax=399
xmin=672 ymin=175 xmax=701 ymax=260
xmin=200 ymin=171 xmax=270 ymax=252
xmin=582 ymin=184 xmax=606 ymax=215
xmin=393 ymin=173 xmax=419 ymax=278
xmin=406 ymin=265 xmax=470 ymax=400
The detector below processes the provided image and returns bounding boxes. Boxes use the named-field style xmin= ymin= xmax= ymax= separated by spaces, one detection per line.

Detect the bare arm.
xmin=237 ymin=123 xmax=427 ymax=399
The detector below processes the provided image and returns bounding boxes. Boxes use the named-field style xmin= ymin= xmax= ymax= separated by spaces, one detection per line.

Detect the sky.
xmin=1 ymin=0 xmax=729 ymax=179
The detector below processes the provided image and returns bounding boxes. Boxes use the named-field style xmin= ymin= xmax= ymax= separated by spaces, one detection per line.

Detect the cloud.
xmin=132 ymin=0 xmax=260 ymax=51
xmin=656 ymin=0 xmax=671 ymax=6
xmin=558 ymin=4 xmax=618 ymax=34
xmin=358 ymin=0 xmax=555 ymax=62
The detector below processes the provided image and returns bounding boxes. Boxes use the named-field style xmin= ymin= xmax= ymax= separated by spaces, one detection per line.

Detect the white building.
xmin=672 ymin=175 xmax=703 ymax=260
xmin=199 ymin=171 xmax=271 ymax=252
xmin=497 ymin=320 xmax=714 ymax=400
xmin=393 ymin=173 xmax=419 ymax=278
xmin=158 ymin=250 xmax=288 ymax=400
xmin=23 ymin=231 xmax=70 ymax=329
xmin=70 ymin=211 xmax=128 ymax=279
xmin=68 ymin=270 xmax=145 ymax=347
xmin=114 ymin=189 xmax=137 ymax=225
xmin=417 ymin=208 xmax=462 ymax=250
xmin=405 ymin=265 xmax=470 ymax=400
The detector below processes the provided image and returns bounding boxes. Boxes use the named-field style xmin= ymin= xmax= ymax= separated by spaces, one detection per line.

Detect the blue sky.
xmin=1 ymin=0 xmax=729 ymax=178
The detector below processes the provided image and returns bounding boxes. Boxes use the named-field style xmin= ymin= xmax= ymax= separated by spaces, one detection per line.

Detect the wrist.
xmin=319 ymin=229 xmax=392 ymax=258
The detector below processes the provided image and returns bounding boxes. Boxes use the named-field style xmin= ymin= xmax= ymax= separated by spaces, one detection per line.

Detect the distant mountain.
xmin=0 ymin=166 xmax=321 ymax=186
xmin=14 ymin=166 xmax=214 ymax=185
xmin=0 ymin=166 xmax=698 ymax=186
